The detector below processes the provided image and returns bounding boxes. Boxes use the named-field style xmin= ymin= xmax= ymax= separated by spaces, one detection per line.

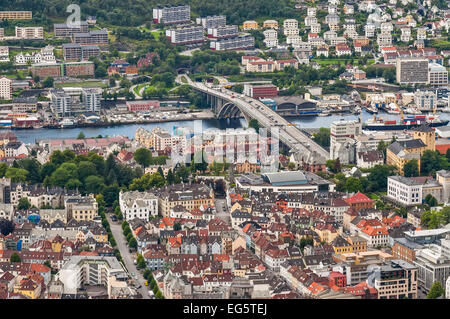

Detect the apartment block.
xmin=63 ymin=43 xmax=100 ymax=61
xmin=210 ymin=35 xmax=255 ymax=51
xmin=153 ymin=5 xmax=191 ymax=25
xmin=82 ymin=87 xmax=102 ymax=113
xmin=51 ymin=89 xmax=71 ymax=116
xmin=207 ymin=25 xmax=238 ymax=40
xmin=54 ymin=22 xmax=89 ymax=37
xmin=166 ymin=26 xmax=204 ymax=45
xmin=73 ymin=30 xmax=108 ymax=45
xmin=330 ymin=119 xmax=362 ymax=160
xmin=15 ymin=26 xmax=43 ymax=39
xmin=197 ymin=15 xmax=226 ymax=29
xmin=0 ymin=28 xmax=4 ymax=39
xmin=0 ymin=76 xmax=12 ymax=101
xmin=63 ymin=61 xmax=95 ymax=77
xmin=65 ymin=196 xmax=98 ymax=221
xmin=0 ymin=11 xmax=32 ymax=20
xmin=119 ymin=190 xmax=158 ymax=221
xmin=396 ymin=58 xmax=429 ymax=84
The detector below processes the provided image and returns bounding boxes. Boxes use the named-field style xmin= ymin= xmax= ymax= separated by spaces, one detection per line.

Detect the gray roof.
xmin=388 ymin=139 xmax=426 ymax=155
xmin=262 ymin=171 xmax=306 ymax=184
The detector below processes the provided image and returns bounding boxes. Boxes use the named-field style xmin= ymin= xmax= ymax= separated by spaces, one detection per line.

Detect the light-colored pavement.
xmin=214 ymin=198 xmax=230 ymax=225
xmin=107 ymin=214 xmax=150 ymax=299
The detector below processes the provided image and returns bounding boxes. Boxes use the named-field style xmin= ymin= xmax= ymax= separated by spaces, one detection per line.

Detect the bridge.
xmin=176 ymin=75 xmax=330 ymax=162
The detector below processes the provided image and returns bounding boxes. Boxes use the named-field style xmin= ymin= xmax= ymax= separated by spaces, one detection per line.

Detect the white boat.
xmin=59 ymin=118 xmax=75 ymax=128
xmin=442 ymin=107 xmax=450 ymax=113
xmin=404 ymin=107 xmax=422 ymax=115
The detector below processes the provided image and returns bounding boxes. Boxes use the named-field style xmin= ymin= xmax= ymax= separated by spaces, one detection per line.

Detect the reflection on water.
xmin=4 ymin=111 xmax=450 ymax=144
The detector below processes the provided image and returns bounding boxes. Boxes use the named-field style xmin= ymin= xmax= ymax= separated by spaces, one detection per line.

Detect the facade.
xmin=197 ymin=15 xmax=226 ymax=29
xmin=0 ymin=11 xmax=32 ymax=20
xmin=153 ymin=5 xmax=191 ymax=25
xmin=436 ymin=170 xmax=450 ymax=204
xmin=119 ymin=190 xmax=158 ymax=221
xmin=65 ymin=196 xmax=98 ymax=222
xmin=368 ymin=259 xmax=418 ymax=299
xmin=54 ymin=22 xmax=89 ymax=38
xmin=82 ymin=88 xmax=102 ymax=113
xmin=243 ymin=84 xmax=278 ymax=99
xmin=428 ymin=63 xmax=449 ymax=86
xmin=63 ymin=43 xmax=100 ymax=61
xmin=0 ymin=76 xmax=12 ymax=101
xmin=207 ymin=25 xmax=239 ymax=39
xmin=166 ymin=26 xmax=204 ymax=45
xmin=330 ymin=119 xmax=361 ymax=161
xmin=15 ymin=27 xmax=43 ymax=40
xmin=210 ymin=36 xmax=255 ymax=51
xmin=73 ymin=31 xmax=108 ymax=45
xmin=387 ymin=176 xmax=423 ymax=206
xmin=396 ymin=58 xmax=429 ymax=84
xmin=51 ymin=89 xmax=71 ymax=116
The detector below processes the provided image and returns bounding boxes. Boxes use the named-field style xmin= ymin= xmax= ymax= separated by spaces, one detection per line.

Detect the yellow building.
xmin=348 ymin=236 xmax=367 ymax=253
xmin=242 ymin=20 xmax=259 ymax=31
xmin=159 ymin=184 xmax=214 ymax=217
xmin=386 ymin=125 xmax=435 ymax=175
xmin=331 ymin=235 xmax=353 ymax=254
xmin=65 ymin=196 xmax=98 ymax=222
xmin=0 ymin=11 xmax=32 ymax=20
xmin=263 ymin=20 xmax=279 ymax=29
xmin=14 ymin=280 xmax=41 ymax=299
xmin=312 ymin=224 xmax=339 ymax=244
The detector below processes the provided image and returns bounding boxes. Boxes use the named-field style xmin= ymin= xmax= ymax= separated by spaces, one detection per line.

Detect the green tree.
xmin=427 ymin=281 xmax=445 ymax=299
xmin=345 ymin=177 xmax=363 ymax=193
xmin=404 ymin=160 xmax=419 ymax=177
xmin=166 ymin=169 xmax=175 ymax=185
xmin=173 ymin=222 xmax=182 ymax=231
xmin=248 ymin=119 xmax=259 ymax=133
xmin=17 ymin=197 xmax=31 ymax=210
xmin=77 ymin=131 xmax=86 ymax=139
xmin=85 ymin=176 xmax=105 ymax=194
xmin=424 ymin=194 xmax=438 ymax=207
xmin=42 ymin=77 xmax=54 ymax=88
xmin=313 ymin=128 xmax=330 ymax=147
xmin=10 ymin=253 xmax=21 ymax=263
xmin=134 ymin=148 xmax=152 ymax=168
xmin=5 ymin=167 xmax=28 ymax=183
xmin=128 ymin=237 xmax=137 ymax=249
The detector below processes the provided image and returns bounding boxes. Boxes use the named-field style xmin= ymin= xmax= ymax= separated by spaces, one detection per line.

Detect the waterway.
xmin=5 ymin=110 xmax=450 ymax=144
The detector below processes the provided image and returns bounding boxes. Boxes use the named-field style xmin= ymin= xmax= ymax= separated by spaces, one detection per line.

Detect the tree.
xmin=173 ymin=222 xmax=182 ymax=231
xmin=10 ymin=253 xmax=21 ymax=263
xmin=134 ymin=148 xmax=152 ymax=168
xmin=404 ymin=160 xmax=419 ymax=177
xmin=424 ymin=194 xmax=438 ymax=208
xmin=345 ymin=177 xmax=363 ymax=193
xmin=17 ymin=197 xmax=31 ymax=210
xmin=313 ymin=128 xmax=330 ymax=147
xmin=0 ymin=219 xmax=14 ymax=236
xmin=248 ymin=119 xmax=259 ymax=133
xmin=77 ymin=131 xmax=86 ymax=139
xmin=128 ymin=237 xmax=137 ymax=249
xmin=144 ymin=269 xmax=151 ymax=280
xmin=175 ymin=165 xmax=190 ymax=182
xmin=84 ymin=176 xmax=105 ymax=194
xmin=427 ymin=281 xmax=445 ymax=299
xmin=5 ymin=167 xmax=28 ymax=183
xmin=166 ymin=169 xmax=175 ymax=185
xmin=43 ymin=77 xmax=54 ymax=88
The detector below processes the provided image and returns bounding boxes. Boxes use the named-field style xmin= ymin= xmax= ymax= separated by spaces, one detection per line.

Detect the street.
xmin=106 ymin=214 xmax=150 ymax=299
xmin=214 ymin=198 xmax=230 ymax=225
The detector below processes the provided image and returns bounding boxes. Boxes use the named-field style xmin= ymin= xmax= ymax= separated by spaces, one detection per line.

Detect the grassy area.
xmin=313 ymin=58 xmax=375 ymax=66
xmin=133 ymin=83 xmax=150 ymax=96
xmin=151 ymin=31 xmax=163 ymax=40
xmin=55 ymin=81 xmax=107 ymax=88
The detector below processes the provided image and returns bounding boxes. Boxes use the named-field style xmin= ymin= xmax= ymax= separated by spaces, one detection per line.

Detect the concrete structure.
xmin=428 ymin=63 xmax=448 ymax=86
xmin=0 ymin=11 xmax=32 ymax=20
xmin=197 ymin=15 xmax=226 ymax=29
xmin=387 ymin=176 xmax=423 ymax=206
xmin=63 ymin=43 xmax=100 ymax=61
xmin=330 ymin=119 xmax=362 ymax=163
xmin=54 ymin=22 xmax=89 ymax=38
xmin=436 ymin=170 xmax=450 ymax=204
xmin=73 ymin=30 xmax=108 ymax=45
xmin=82 ymin=88 xmax=102 ymax=113
xmin=210 ymin=35 xmax=255 ymax=51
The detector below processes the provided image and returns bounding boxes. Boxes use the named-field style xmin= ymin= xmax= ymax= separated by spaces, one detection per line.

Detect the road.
xmin=176 ymin=75 xmax=330 ymax=161
xmin=106 ymin=214 xmax=150 ymax=299
xmin=214 ymin=198 xmax=230 ymax=225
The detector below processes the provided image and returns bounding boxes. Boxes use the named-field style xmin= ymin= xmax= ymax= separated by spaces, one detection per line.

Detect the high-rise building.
xmin=330 ymin=119 xmax=362 ymax=160
xmin=82 ymin=88 xmax=101 ymax=113
xmin=153 ymin=5 xmax=191 ymax=25
xmin=51 ymin=89 xmax=71 ymax=117
xmin=197 ymin=15 xmax=226 ymax=29
xmin=0 ymin=76 xmax=12 ymax=100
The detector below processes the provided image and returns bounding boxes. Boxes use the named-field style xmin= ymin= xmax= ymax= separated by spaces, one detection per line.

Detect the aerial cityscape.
xmin=0 ymin=0 xmax=450 ymax=301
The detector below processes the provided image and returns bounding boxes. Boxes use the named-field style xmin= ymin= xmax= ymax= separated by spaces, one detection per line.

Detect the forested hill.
xmin=1 ymin=0 xmax=297 ymax=26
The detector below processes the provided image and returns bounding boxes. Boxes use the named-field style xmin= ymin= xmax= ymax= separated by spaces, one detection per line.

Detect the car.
xmin=145 ymin=281 xmax=149 ymax=286
xmin=133 ymin=259 xmax=137 ymax=265
xmin=137 ymin=285 xmax=142 ymax=289
xmin=131 ymin=272 xmax=135 ymax=277
xmin=148 ymin=290 xmax=154 ymax=297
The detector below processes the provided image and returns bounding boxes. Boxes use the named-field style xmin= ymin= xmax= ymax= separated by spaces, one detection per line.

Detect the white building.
xmin=0 ymin=46 xmax=9 ymax=62
xmin=0 ymin=76 xmax=12 ymax=100
xmin=428 ymin=63 xmax=449 ymax=86
xmin=15 ymin=26 xmax=44 ymax=39
xmin=387 ymin=176 xmax=423 ymax=206
xmin=57 ymin=255 xmax=134 ymax=298
xmin=414 ymin=90 xmax=437 ymax=111
xmin=119 ymin=190 xmax=158 ymax=221
xmin=82 ymin=87 xmax=102 ymax=113
xmin=365 ymin=24 xmax=376 ymax=37
xmin=330 ymin=119 xmax=362 ymax=161
xmin=436 ymin=170 xmax=450 ymax=204
xmin=51 ymin=89 xmax=71 ymax=117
